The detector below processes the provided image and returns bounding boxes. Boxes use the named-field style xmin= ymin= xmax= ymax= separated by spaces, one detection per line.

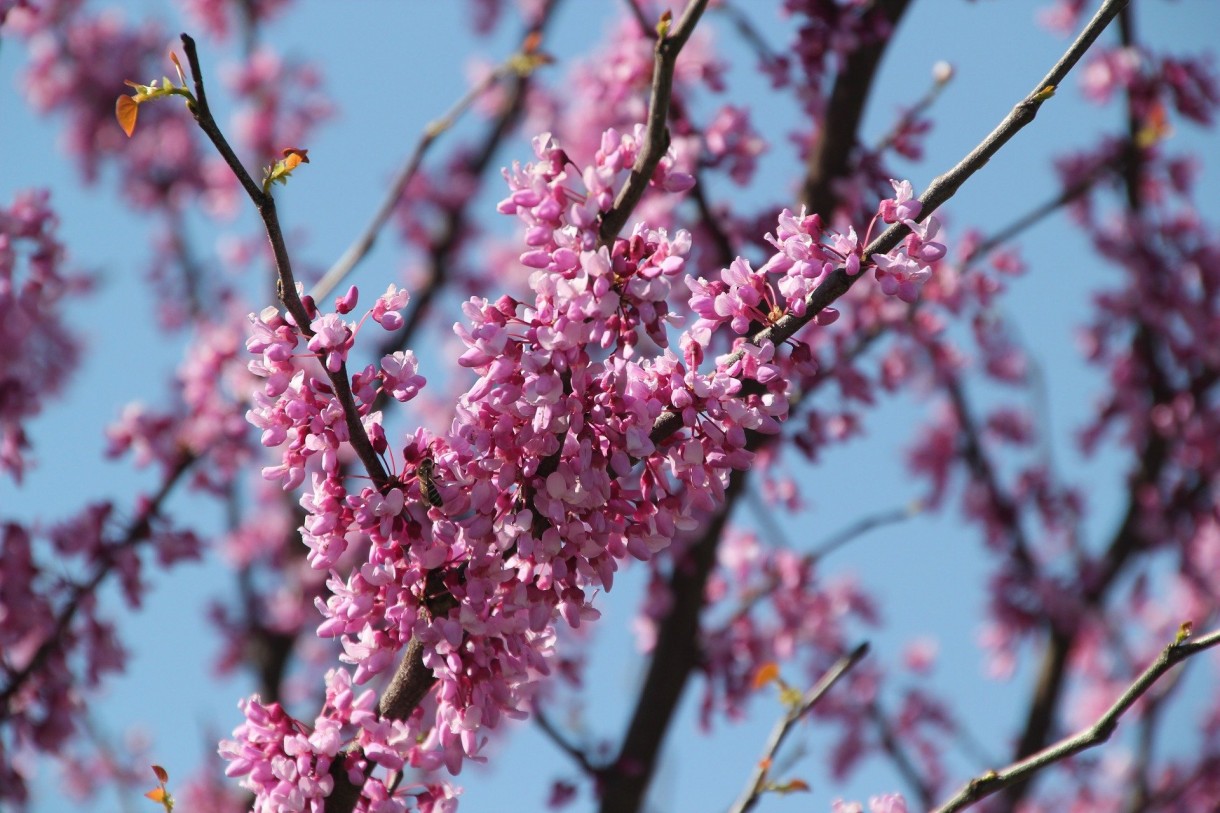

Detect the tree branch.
xmin=933 ymin=627 xmax=1220 ymax=813
xmin=728 ymin=642 xmax=870 ymax=813
xmin=309 ymin=20 xmax=552 ymax=303
xmin=0 ymin=452 xmax=195 ymax=715
xmin=800 ymin=0 xmax=911 ymax=215
xmin=653 ymin=0 xmax=1127 ymax=444
xmin=649 ymin=0 xmax=1131 ymax=446
xmin=597 ymin=0 xmax=710 ymax=246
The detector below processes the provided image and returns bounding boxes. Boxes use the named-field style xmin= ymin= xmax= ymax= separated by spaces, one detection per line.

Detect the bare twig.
xmin=933 ymin=627 xmax=1220 ymax=813
xmin=728 ymin=643 xmax=871 ymax=813
xmin=808 ymin=501 xmax=922 ymax=561
xmin=716 ymin=1 xmax=786 ymax=74
xmin=867 ymin=699 xmax=936 ymax=810
xmin=620 ymin=0 xmax=654 ymax=37
xmin=534 ymin=707 xmax=602 ymax=777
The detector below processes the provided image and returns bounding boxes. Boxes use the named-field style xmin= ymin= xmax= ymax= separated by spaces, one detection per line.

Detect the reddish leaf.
xmin=116 ymin=95 xmax=138 ymax=137
xmin=752 ymin=662 xmax=780 ymax=690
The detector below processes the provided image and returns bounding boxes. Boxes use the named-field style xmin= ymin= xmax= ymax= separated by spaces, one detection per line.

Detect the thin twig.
xmin=965 ymin=152 xmax=1122 ymax=264
xmin=310 ymin=43 xmax=543 ymax=303
xmin=180 ymin=33 xmax=390 ymax=491
xmin=728 ymin=643 xmax=871 ymax=813
xmin=620 ymin=0 xmax=654 ymax=38
xmin=932 ymin=627 xmax=1220 ymax=813
xmin=712 ymin=502 xmax=919 ymax=639
xmin=808 ymin=501 xmax=922 ymax=561
xmin=867 ymin=699 xmax=936 ymax=810
xmin=534 ymin=707 xmax=602 ymax=777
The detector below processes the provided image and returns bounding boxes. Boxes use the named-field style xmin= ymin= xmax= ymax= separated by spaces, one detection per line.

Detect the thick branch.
xmin=800 ymin=0 xmax=911 ymax=215
xmin=596 ymin=471 xmax=737 ymax=813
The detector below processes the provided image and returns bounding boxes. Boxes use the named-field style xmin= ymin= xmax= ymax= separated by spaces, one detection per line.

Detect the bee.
xmin=415 ymin=457 xmax=444 ymax=508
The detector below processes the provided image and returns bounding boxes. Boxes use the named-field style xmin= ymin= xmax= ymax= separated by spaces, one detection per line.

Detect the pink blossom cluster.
xmin=0 ymin=190 xmax=87 ymax=482
xmin=886 ymin=43 xmax=1220 ymax=799
xmin=831 ymin=794 xmax=907 ymax=813
xmin=703 ymin=104 xmax=768 ymax=186
xmin=245 ymin=284 xmax=415 ymax=492
xmin=225 ymin=120 xmax=949 ymax=809
xmin=1080 ymin=43 xmax=1219 ymax=126
xmin=685 ymin=179 xmax=943 ymax=363
xmin=178 ymin=0 xmax=293 ymax=41
xmin=781 ymin=0 xmax=896 ymax=119
xmin=220 ymin=668 xmax=459 ymax=813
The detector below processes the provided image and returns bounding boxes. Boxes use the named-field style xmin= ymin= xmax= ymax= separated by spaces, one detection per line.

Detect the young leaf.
xmin=264 ymin=147 xmax=311 ymax=191
xmin=752 ymin=662 xmax=780 ymax=690
xmin=116 ymin=95 xmax=139 ymax=137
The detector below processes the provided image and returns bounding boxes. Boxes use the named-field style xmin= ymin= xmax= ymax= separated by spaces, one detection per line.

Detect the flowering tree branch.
xmin=179 ymin=33 xmax=391 ymax=490
xmin=309 ymin=5 xmax=557 ymax=304
xmin=594 ymin=6 xmax=1133 ymax=812
xmin=651 ymin=0 xmax=1130 ymax=446
xmin=0 ymin=451 xmax=195 ymax=716
xmin=598 ymin=0 xmax=710 ymax=246
xmin=933 ymin=627 xmax=1220 ymax=813
xmin=800 ymin=0 xmax=910 ymax=213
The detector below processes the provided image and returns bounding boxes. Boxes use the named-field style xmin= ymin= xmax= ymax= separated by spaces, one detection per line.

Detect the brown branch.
xmin=932 ymin=627 xmax=1220 ymax=813
xmin=597 ymin=469 xmax=739 ymax=813
xmin=323 ymin=4 xmax=563 ymax=809
xmin=597 ymin=0 xmax=710 ymax=246
xmin=596 ymin=7 xmax=1135 ymax=810
xmin=180 ymin=33 xmax=390 ymax=490
xmin=728 ymin=643 xmax=870 ymax=813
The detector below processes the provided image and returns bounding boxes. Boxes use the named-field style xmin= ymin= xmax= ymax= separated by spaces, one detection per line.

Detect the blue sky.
xmin=3 ymin=1 xmax=1220 ymax=811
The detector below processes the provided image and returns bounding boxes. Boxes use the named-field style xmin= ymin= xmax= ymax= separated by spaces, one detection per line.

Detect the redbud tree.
xmin=2 ymin=1 xmax=1219 ymax=812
